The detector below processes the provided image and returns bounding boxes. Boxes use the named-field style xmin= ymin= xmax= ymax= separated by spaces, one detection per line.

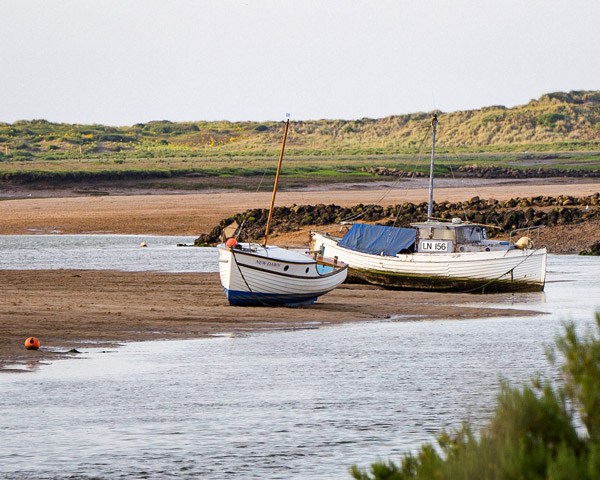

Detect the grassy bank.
xmin=2 ymin=150 xmax=600 ymax=190
xmin=1 ymin=91 xmax=599 ymax=188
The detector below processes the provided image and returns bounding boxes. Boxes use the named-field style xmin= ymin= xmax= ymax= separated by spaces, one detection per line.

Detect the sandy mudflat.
xmin=1 ymin=179 xmax=600 ymax=236
xmin=0 ymin=270 xmax=543 ymax=372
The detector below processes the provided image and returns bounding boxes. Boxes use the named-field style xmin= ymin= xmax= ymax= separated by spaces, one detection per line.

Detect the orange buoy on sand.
xmin=226 ymin=237 xmax=237 ymax=248
xmin=25 ymin=337 xmax=40 ymax=350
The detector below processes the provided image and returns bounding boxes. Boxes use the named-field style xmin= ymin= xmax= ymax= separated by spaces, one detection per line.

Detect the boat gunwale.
xmin=219 ymin=243 xmax=347 ymax=269
xmin=230 ymin=256 xmax=348 ymax=281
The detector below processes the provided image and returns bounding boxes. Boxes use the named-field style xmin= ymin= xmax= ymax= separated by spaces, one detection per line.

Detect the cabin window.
xmin=456 ymin=226 xmax=484 ymax=244
xmin=418 ymin=227 xmax=454 ymax=241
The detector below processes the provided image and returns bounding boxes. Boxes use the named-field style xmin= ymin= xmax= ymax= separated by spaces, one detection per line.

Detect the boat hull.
xmin=311 ymin=232 xmax=547 ymax=293
xmin=346 ymin=267 xmax=543 ymax=293
xmin=218 ymin=244 xmax=348 ymax=306
xmin=223 ymin=289 xmax=326 ymax=307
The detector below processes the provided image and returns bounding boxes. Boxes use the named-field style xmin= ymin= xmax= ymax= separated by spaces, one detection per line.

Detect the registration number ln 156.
xmin=419 ymin=240 xmax=451 ymax=253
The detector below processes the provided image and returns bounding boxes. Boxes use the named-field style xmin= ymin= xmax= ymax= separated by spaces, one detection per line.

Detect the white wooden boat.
xmin=311 ymin=221 xmax=546 ymax=293
xmin=218 ymin=243 xmax=347 ymax=306
xmin=218 ymin=118 xmax=348 ymax=306
xmin=310 ymin=115 xmax=547 ymax=293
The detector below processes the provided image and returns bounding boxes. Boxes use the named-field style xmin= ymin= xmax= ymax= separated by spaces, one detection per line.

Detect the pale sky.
xmin=1 ymin=0 xmax=599 ymax=126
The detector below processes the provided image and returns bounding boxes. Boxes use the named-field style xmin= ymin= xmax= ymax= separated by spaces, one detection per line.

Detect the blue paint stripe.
xmin=224 ymin=289 xmax=318 ymax=307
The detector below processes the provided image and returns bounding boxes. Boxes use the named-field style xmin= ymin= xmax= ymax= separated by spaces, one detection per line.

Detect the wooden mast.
xmin=263 ymin=118 xmax=290 ymax=246
xmin=427 ymin=113 xmax=438 ymax=220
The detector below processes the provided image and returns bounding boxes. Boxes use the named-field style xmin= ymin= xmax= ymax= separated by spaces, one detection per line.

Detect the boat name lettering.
xmin=256 ymin=260 xmax=281 ymax=268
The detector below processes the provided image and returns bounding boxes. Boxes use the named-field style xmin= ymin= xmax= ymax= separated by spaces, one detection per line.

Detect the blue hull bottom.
xmin=224 ymin=289 xmax=319 ymax=307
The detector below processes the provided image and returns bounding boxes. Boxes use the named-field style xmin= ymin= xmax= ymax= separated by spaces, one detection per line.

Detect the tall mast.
xmin=263 ymin=118 xmax=290 ymax=247
xmin=427 ymin=113 xmax=438 ymax=220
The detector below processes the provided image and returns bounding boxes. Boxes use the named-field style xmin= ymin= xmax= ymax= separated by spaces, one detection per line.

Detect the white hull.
xmin=218 ymin=243 xmax=348 ymax=306
xmin=311 ymin=232 xmax=547 ymax=293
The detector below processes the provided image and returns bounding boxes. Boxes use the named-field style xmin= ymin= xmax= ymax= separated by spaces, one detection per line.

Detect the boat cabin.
xmin=331 ymin=220 xmax=516 ymax=258
xmin=412 ymin=219 xmax=512 ymax=254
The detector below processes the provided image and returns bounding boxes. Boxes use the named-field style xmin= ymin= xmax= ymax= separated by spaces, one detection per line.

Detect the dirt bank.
xmin=2 ymin=179 xmax=600 ymax=237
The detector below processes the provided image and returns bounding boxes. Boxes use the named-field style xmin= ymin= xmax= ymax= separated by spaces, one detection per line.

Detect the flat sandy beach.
xmin=0 ymin=270 xmax=543 ymax=372
xmin=2 ymin=178 xmax=598 ymax=371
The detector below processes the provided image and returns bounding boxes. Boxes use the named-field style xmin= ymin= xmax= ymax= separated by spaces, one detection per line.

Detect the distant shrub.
xmin=98 ymin=133 xmax=136 ymax=142
xmin=482 ymin=113 xmax=504 ymax=124
xmin=542 ymin=92 xmax=580 ymax=104
xmin=537 ymin=113 xmax=567 ymax=128
xmin=580 ymin=91 xmax=600 ymax=105
xmin=540 ymin=90 xmax=600 ymax=106
xmin=11 ymin=151 xmax=33 ymax=159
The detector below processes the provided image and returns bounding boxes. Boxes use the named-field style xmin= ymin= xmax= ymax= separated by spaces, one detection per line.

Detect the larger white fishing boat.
xmin=218 ymin=119 xmax=348 ymax=306
xmin=310 ymin=115 xmax=547 ymax=293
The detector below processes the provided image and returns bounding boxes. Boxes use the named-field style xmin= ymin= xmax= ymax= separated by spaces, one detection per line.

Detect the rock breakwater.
xmin=362 ymin=166 xmax=600 ymax=179
xmin=195 ymin=193 xmax=600 ymax=247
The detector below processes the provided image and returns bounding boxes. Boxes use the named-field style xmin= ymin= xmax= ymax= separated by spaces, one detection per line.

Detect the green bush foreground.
xmin=351 ymin=314 xmax=600 ymax=480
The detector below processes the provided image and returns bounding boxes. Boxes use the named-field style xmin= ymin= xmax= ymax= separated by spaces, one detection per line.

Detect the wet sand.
xmin=0 ymin=270 xmax=543 ymax=372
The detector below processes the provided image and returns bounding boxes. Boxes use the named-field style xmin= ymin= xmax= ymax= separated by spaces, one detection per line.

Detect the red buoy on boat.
xmin=226 ymin=238 xmax=237 ymax=248
xmin=25 ymin=337 xmax=40 ymax=350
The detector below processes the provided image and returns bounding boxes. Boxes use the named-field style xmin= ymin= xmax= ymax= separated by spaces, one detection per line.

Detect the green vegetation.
xmin=350 ymin=314 xmax=600 ymax=480
xmin=1 ymin=90 xmax=599 ymax=185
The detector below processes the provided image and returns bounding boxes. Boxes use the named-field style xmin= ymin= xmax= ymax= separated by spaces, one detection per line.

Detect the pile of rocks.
xmin=195 ymin=193 xmax=600 ymax=246
xmin=361 ymin=166 xmax=600 ymax=179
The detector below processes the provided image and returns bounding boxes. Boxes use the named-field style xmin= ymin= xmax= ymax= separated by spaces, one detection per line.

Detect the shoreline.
xmin=2 ymin=179 xmax=600 ymax=253
xmin=0 ymin=270 xmax=545 ymax=373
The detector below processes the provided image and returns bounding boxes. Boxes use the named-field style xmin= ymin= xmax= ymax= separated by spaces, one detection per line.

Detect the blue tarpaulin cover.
xmin=338 ymin=224 xmax=416 ymax=256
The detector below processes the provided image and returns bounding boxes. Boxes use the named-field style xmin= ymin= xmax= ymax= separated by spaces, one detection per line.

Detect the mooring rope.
xmin=230 ymin=248 xmax=272 ymax=307
xmin=234 ymin=165 xmax=271 ymax=241
xmin=324 ymin=123 xmax=435 ymax=229
xmin=458 ymin=246 xmax=544 ymax=294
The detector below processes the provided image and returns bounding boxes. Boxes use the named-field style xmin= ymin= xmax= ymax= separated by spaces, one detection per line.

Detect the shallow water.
xmin=0 ymin=235 xmax=218 ymax=272
xmin=0 ymin=320 xmax=562 ymax=480
xmin=1 ymin=243 xmax=599 ymax=479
